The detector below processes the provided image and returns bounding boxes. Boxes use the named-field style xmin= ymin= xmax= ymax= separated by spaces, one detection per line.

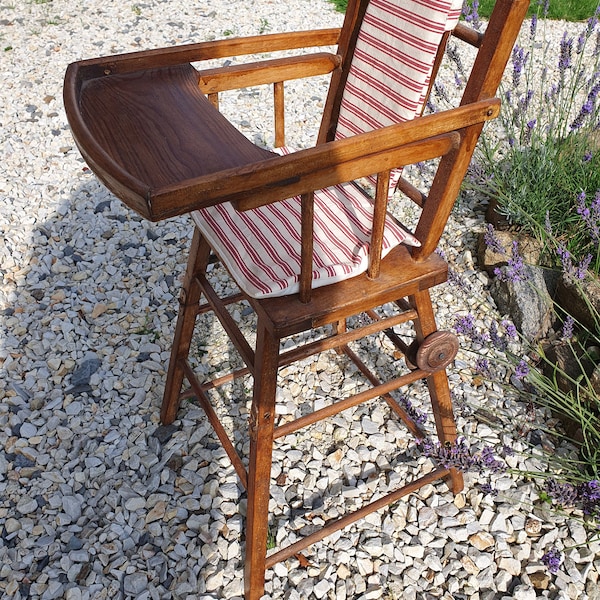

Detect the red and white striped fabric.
xmin=336 ymin=0 xmax=462 ymax=140
xmin=193 ymin=0 xmax=462 ymax=299
xmin=336 ymin=0 xmax=462 ymax=192
xmin=194 ymin=176 xmax=420 ymax=299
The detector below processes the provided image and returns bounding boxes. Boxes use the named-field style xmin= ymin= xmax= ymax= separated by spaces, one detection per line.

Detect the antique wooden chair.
xmin=64 ymin=0 xmax=529 ymax=597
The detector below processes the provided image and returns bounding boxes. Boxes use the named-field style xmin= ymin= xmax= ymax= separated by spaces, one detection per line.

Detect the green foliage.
xmin=478 ymin=0 xmax=598 ymax=20
xmin=330 ymin=0 xmax=348 ymax=12
xmin=471 ymin=1 xmax=600 ymax=274
xmin=331 ymin=0 xmax=598 ymax=20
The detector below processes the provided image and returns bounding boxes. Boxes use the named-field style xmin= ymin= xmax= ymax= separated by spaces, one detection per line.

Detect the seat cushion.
xmin=193 ymin=180 xmax=420 ymax=299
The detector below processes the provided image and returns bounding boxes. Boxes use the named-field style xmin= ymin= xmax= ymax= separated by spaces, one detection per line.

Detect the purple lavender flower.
xmin=511 ymin=45 xmax=528 ymax=88
xmin=479 ymin=482 xmax=498 ymax=496
xmin=419 ymin=438 xmax=506 ymax=475
xmin=579 ymin=480 xmax=600 ymax=516
xmin=454 ymin=313 xmax=476 ymax=335
xmin=584 ymin=151 xmax=593 ymax=162
xmin=545 ymin=478 xmax=579 ymax=507
xmin=434 ymin=82 xmax=451 ymax=104
xmin=446 ymin=43 xmax=465 ymax=77
xmin=463 ymin=0 xmax=481 ymax=31
xmin=561 ymin=315 xmax=575 ymax=340
xmin=556 ymin=244 xmax=590 ymax=284
xmin=494 ymin=241 xmax=526 ymax=283
xmin=570 ymin=82 xmax=600 ymax=130
xmin=501 ymin=320 xmax=518 ymax=340
xmin=530 ymin=14 xmax=538 ymax=39
xmin=484 ymin=224 xmax=506 ymax=255
xmin=502 ymin=444 xmax=515 ymax=457
xmin=518 ymin=89 xmax=534 ymax=114
xmin=447 ymin=266 xmax=470 ymax=291
xmin=454 ymin=314 xmax=489 ymax=346
xmin=577 ymin=31 xmax=587 ymax=54
xmin=475 ymin=357 xmax=491 ymax=375
xmin=559 ymin=32 xmax=573 ymax=76
xmin=576 ymin=190 xmax=600 ymax=244
xmin=541 ymin=547 xmax=562 ymax=574
xmin=588 ymin=9 xmax=599 ymax=36
xmin=514 ymin=359 xmax=529 ymax=380
xmin=398 ymin=393 xmax=428 ymax=426
xmin=576 ymin=254 xmax=593 ymax=279
xmin=490 ymin=321 xmax=509 ymax=352
xmin=480 ymin=446 xmax=506 ymax=474
xmin=571 ymin=100 xmax=594 ymax=130
xmin=524 ymin=119 xmax=536 ymax=144
xmin=545 ymin=82 xmax=560 ymax=106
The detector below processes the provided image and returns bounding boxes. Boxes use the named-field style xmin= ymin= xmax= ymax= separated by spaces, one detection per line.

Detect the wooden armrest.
xmin=154 ymin=98 xmax=500 ymax=217
xmin=65 ymin=50 xmax=499 ymax=223
xmin=71 ymin=29 xmax=341 ymax=79
xmin=198 ymin=53 xmax=341 ymax=94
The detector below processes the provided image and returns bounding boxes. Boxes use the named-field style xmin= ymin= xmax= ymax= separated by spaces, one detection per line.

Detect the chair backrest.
xmin=334 ymin=0 xmax=463 ymax=141
xmin=313 ymin=0 xmax=530 ymax=268
xmin=319 ymin=0 xmax=463 ymax=145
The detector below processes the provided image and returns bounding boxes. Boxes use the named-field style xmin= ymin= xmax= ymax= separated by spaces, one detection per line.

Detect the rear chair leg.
xmin=161 ymin=228 xmax=211 ymax=425
xmin=410 ymin=290 xmax=464 ymax=493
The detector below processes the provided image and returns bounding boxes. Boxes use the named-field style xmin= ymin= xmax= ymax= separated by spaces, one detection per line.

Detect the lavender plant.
xmin=444 ymin=225 xmax=600 ymax=577
xmin=466 ymin=0 xmax=600 ymax=275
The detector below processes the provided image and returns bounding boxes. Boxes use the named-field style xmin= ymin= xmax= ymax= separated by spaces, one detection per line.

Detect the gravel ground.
xmin=1 ymin=1 xmax=599 ymax=599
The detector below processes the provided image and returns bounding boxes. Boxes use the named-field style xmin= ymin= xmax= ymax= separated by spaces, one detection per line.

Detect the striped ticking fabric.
xmin=336 ymin=0 xmax=462 ymax=192
xmin=195 ymin=170 xmax=420 ymax=299
xmin=194 ymin=0 xmax=462 ymax=299
xmin=336 ymin=0 xmax=462 ymax=141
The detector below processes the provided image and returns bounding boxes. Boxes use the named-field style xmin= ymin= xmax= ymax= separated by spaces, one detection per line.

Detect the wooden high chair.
xmin=64 ymin=1 xmax=529 ymax=597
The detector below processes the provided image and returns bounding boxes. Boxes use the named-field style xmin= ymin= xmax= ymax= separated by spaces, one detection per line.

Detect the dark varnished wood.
xmin=250 ymin=243 xmax=448 ymax=339
xmin=71 ymin=63 xmax=274 ymax=219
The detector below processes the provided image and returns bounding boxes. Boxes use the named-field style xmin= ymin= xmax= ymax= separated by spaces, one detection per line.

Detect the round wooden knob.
xmin=415 ymin=331 xmax=459 ymax=372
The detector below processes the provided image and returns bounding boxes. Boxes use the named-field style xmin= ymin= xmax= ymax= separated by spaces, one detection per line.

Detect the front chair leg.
xmin=244 ymin=321 xmax=280 ymax=600
xmin=410 ymin=290 xmax=464 ymax=494
xmin=161 ymin=228 xmax=211 ymax=425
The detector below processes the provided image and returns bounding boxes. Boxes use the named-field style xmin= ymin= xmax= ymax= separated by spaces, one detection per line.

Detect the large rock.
xmin=490 ymin=264 xmax=554 ymax=340
xmin=477 ymin=229 xmax=543 ymax=276
xmin=555 ymin=273 xmax=600 ymax=333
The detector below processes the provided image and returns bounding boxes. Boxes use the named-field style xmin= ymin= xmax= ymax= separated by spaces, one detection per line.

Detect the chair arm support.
xmin=149 ymin=98 xmax=500 ymax=218
xmin=198 ymin=53 xmax=341 ymax=94
xmin=70 ymin=29 xmax=341 ymax=78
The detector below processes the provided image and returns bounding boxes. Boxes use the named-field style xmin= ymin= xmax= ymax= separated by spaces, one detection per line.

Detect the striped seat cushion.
xmin=193 ymin=0 xmax=463 ymax=299
xmin=194 ymin=179 xmax=420 ymax=299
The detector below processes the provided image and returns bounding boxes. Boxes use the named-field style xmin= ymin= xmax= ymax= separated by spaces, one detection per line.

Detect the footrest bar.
xmin=265 ymin=467 xmax=450 ymax=568
xmin=341 ymin=344 xmax=426 ymax=439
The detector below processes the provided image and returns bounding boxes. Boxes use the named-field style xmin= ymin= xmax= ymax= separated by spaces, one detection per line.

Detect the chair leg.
xmin=160 ymin=228 xmax=211 ymax=425
xmin=410 ymin=290 xmax=464 ymax=493
xmin=244 ymin=321 xmax=280 ymax=600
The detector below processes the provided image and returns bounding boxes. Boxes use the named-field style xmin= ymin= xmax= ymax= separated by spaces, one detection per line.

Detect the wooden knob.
xmin=415 ymin=331 xmax=459 ymax=372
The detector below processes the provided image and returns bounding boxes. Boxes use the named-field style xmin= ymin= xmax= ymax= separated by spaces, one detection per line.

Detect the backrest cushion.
xmin=335 ymin=0 xmax=463 ymax=141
